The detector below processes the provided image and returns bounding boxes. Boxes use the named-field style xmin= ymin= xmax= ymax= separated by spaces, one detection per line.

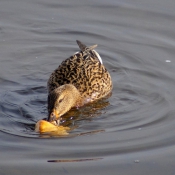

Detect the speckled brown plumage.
xmin=47 ymin=40 xmax=112 ymax=122
xmin=48 ymin=41 xmax=112 ymax=101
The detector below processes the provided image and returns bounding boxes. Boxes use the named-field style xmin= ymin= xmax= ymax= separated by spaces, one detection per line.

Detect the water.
xmin=1 ymin=0 xmax=175 ymax=174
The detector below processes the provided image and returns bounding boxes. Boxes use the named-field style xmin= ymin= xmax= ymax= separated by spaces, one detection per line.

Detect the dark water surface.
xmin=1 ymin=0 xmax=175 ymax=174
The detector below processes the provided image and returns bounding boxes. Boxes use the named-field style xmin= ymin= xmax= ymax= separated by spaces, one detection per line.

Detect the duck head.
xmin=47 ymin=84 xmax=82 ymax=123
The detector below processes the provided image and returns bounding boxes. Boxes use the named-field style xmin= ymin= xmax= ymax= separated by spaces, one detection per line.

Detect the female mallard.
xmin=47 ymin=40 xmax=112 ymax=124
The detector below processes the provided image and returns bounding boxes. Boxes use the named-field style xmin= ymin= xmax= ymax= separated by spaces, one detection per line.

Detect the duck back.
xmin=48 ymin=41 xmax=112 ymax=103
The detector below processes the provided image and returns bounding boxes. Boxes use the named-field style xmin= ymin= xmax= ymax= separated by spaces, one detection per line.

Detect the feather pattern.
xmin=48 ymin=40 xmax=112 ymax=102
xmin=47 ymin=40 xmax=112 ymax=121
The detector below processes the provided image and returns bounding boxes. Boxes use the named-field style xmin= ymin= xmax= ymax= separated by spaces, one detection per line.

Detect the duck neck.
xmin=75 ymin=96 xmax=84 ymax=107
xmin=65 ymin=84 xmax=84 ymax=108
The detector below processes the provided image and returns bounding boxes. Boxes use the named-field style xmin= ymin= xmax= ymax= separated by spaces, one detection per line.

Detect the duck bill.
xmin=48 ymin=108 xmax=59 ymax=122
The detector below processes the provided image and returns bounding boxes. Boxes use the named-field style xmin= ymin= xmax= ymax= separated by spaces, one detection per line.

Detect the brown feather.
xmin=47 ymin=41 xmax=112 ymax=121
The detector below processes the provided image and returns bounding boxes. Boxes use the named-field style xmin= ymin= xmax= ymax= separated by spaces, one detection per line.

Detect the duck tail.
xmin=76 ymin=40 xmax=97 ymax=52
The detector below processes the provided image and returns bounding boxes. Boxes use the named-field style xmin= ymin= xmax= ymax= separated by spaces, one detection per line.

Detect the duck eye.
xmin=58 ymin=99 xmax=63 ymax=103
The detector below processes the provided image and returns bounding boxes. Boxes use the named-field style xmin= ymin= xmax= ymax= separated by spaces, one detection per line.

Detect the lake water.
xmin=1 ymin=0 xmax=175 ymax=174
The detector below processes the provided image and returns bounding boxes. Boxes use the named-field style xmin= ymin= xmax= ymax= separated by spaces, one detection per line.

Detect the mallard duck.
xmin=47 ymin=40 xmax=112 ymax=124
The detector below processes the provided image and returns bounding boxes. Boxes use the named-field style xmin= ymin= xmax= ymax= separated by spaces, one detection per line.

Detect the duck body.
xmin=47 ymin=40 xmax=112 ymax=123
